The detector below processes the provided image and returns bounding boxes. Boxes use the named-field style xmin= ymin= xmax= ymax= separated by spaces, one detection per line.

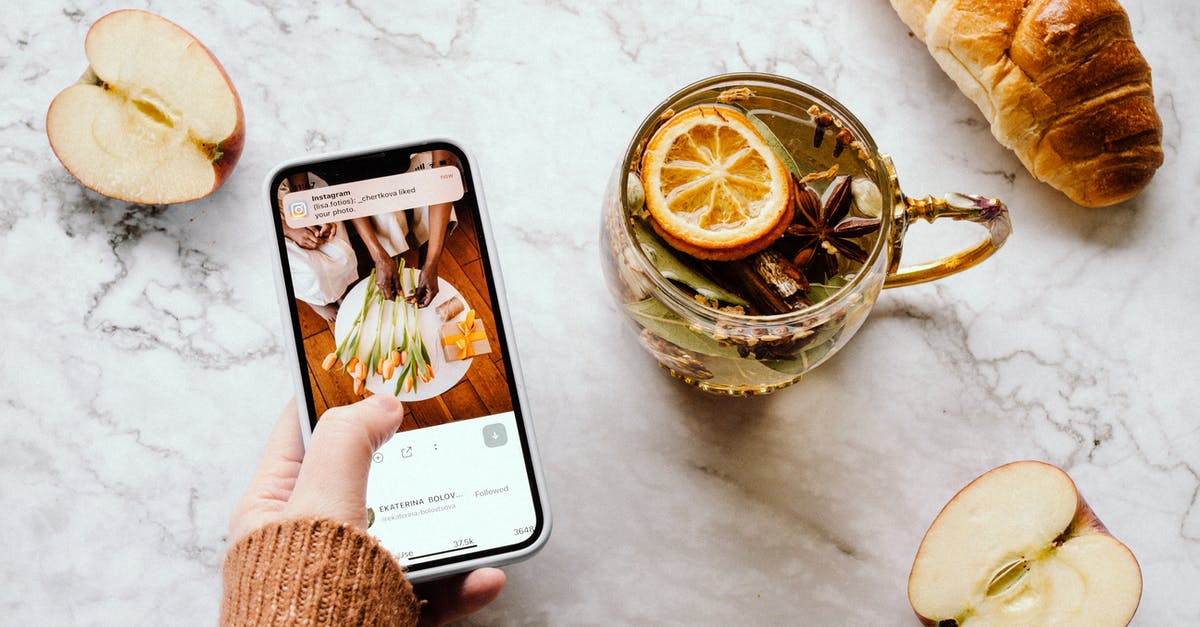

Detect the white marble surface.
xmin=2 ymin=1 xmax=1197 ymax=624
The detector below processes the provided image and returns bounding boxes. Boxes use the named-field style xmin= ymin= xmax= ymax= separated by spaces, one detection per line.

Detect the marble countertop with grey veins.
xmin=2 ymin=1 xmax=1197 ymax=624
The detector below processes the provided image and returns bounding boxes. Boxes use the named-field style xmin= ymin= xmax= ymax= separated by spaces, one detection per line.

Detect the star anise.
xmin=783 ymin=174 xmax=880 ymax=280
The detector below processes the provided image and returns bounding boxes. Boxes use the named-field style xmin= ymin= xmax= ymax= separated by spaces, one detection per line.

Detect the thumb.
xmin=286 ymin=394 xmax=405 ymax=527
xmin=417 ymin=568 xmax=506 ymax=626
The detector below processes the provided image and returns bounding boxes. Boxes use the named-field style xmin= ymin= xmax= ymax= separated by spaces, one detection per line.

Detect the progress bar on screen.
xmin=411 ymin=544 xmax=479 ymax=560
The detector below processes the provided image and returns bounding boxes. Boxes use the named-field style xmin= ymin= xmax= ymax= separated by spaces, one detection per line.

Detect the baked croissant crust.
xmin=891 ymin=0 xmax=1163 ymax=207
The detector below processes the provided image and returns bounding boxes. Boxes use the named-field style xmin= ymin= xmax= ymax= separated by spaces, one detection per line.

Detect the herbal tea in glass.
xmin=601 ymin=74 xmax=1011 ymax=394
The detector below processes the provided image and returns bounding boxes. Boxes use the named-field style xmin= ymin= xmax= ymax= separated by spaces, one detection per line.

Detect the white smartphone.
xmin=264 ymin=139 xmax=550 ymax=582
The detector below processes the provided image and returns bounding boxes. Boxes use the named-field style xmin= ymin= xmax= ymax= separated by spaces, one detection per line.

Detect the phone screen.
xmin=269 ymin=141 xmax=544 ymax=573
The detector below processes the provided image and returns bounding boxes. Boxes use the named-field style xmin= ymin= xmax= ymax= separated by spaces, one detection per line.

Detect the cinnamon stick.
xmin=753 ymin=249 xmax=810 ymax=297
xmin=706 ymin=251 xmax=811 ymax=315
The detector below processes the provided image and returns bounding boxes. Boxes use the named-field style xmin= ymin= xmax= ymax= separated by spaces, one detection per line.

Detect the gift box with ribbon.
xmin=440 ymin=309 xmax=491 ymax=362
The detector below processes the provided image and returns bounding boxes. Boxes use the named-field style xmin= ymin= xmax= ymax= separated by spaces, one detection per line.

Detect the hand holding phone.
xmin=228 ymin=397 xmax=405 ymax=540
xmin=228 ymin=396 xmax=505 ymax=624
xmin=265 ymin=139 xmax=550 ymax=583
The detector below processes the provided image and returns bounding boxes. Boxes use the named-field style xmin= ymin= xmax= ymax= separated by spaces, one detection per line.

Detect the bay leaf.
xmin=729 ymin=103 xmax=804 ymax=180
xmin=761 ymin=324 xmax=844 ymax=375
xmin=625 ymin=297 xmax=741 ymax=359
xmin=632 ymin=220 xmax=749 ymax=307
xmin=805 ymin=277 xmax=848 ymax=304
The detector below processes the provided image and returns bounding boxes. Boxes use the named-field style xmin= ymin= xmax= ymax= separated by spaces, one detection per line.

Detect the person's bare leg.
xmin=307 ymin=301 xmax=339 ymax=326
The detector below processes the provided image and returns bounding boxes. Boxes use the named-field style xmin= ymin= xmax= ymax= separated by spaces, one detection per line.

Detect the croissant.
xmin=890 ymin=0 xmax=1163 ymax=207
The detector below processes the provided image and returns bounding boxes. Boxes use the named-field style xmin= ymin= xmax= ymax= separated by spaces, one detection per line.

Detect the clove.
xmin=813 ymin=111 xmax=835 ymax=148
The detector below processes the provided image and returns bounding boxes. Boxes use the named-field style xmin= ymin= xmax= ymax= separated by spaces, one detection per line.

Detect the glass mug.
xmin=600 ymin=73 xmax=1012 ymax=395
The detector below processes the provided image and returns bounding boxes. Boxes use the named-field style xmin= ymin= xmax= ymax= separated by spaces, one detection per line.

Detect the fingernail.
xmin=367 ymin=394 xmax=402 ymax=414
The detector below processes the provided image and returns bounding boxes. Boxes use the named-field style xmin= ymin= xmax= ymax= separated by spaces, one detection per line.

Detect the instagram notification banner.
xmin=283 ymin=166 xmax=465 ymax=228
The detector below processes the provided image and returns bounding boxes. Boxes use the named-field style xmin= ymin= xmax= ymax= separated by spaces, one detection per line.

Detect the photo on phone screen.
xmin=268 ymin=141 xmax=546 ymax=576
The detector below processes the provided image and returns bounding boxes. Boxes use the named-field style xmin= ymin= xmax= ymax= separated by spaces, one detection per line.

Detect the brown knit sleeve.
xmin=221 ymin=518 xmax=421 ymax=626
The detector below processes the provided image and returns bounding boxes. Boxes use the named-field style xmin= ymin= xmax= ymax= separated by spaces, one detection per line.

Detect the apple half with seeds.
xmin=46 ymin=9 xmax=244 ymax=204
xmin=908 ymin=461 xmax=1141 ymax=626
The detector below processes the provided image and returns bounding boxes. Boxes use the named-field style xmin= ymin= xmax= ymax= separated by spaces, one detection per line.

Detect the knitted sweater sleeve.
xmin=221 ymin=518 xmax=421 ymax=626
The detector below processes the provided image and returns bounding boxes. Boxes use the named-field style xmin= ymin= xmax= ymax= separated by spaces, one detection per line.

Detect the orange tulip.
xmin=321 ymin=353 xmax=338 ymax=371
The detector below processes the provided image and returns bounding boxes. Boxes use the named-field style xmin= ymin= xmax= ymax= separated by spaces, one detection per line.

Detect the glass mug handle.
xmin=883 ymin=193 xmax=1013 ymax=288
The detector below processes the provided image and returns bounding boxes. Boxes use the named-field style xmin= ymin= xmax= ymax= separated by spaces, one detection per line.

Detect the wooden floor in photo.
xmin=299 ymin=209 xmax=514 ymax=429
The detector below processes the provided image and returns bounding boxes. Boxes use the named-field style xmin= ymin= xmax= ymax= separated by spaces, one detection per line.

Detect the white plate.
xmin=333 ymin=270 xmax=472 ymax=402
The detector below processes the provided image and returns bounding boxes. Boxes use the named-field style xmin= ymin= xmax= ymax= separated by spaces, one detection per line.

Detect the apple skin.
xmin=908 ymin=461 xmax=1141 ymax=627
xmin=46 ymin=10 xmax=244 ymax=204
xmin=207 ymin=104 xmax=245 ymax=195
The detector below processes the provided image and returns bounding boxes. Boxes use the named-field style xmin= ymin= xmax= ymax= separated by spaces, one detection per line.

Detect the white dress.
xmin=365 ymin=151 xmax=458 ymax=258
xmin=277 ymin=173 xmax=358 ymax=306
xmin=279 ymin=153 xmax=459 ymax=304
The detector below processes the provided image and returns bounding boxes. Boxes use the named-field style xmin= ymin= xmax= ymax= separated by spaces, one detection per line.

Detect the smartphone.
xmin=264 ymin=139 xmax=550 ymax=582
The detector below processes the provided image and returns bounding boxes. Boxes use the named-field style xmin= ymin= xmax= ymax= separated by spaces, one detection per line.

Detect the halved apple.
xmin=46 ymin=10 xmax=243 ymax=204
xmin=908 ymin=461 xmax=1141 ymax=626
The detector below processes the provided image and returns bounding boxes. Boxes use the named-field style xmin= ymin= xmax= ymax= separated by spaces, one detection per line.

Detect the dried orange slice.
xmin=640 ymin=104 xmax=792 ymax=261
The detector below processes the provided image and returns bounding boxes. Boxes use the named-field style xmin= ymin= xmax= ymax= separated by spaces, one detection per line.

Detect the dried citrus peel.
xmin=640 ymin=104 xmax=792 ymax=261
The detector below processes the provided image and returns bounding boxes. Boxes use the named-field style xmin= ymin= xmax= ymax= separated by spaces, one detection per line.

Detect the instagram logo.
xmin=289 ymin=200 xmax=308 ymax=220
